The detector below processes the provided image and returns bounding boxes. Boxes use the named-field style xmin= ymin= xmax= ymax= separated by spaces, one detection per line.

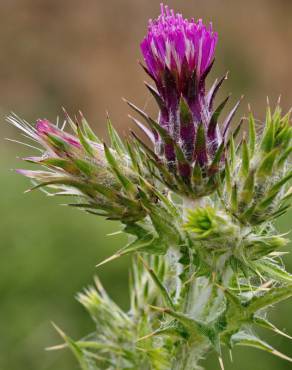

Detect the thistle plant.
xmin=8 ymin=4 xmax=292 ymax=370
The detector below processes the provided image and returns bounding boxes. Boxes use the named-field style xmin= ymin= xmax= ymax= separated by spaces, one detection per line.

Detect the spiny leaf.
xmin=127 ymin=102 xmax=184 ymax=165
xmin=208 ymin=142 xmax=225 ymax=174
xmin=107 ymin=118 xmax=126 ymax=156
xmin=137 ymin=322 xmax=188 ymax=342
xmin=223 ymin=97 xmax=242 ymax=139
xmin=231 ymin=332 xmax=292 ymax=363
xmin=125 ymin=99 xmax=158 ymax=135
xmin=86 ymin=182 xmax=117 ymax=201
xmin=248 ymin=110 xmax=256 ymax=157
xmin=76 ymin=124 xmax=95 ymax=157
xmin=255 ymin=192 xmax=279 ymax=212
xmin=257 ymin=148 xmax=279 ymax=178
xmin=35 ymin=157 xmax=77 ymax=173
xmin=192 ymin=161 xmax=203 ymax=185
xmin=252 ymin=260 xmax=292 ymax=283
xmin=139 ymin=256 xmax=175 ymax=309
xmin=46 ymin=132 xmax=71 ymax=152
xmin=62 ymin=108 xmax=78 ymax=133
xmin=231 ymin=184 xmax=238 ymax=211
xmin=79 ymin=111 xmax=99 ymax=142
xmin=247 ymin=284 xmax=292 ymax=314
xmin=232 ymin=118 xmax=244 ymax=141
xmin=145 ymin=182 xmax=180 ymax=219
xmin=208 ymin=95 xmax=230 ymax=138
xmin=145 ymin=82 xmax=166 ymax=112
xmin=229 ymin=136 xmax=236 ymax=171
xmin=241 ymin=138 xmax=250 ymax=177
xmin=96 ymin=233 xmax=166 ymax=268
xmin=130 ymin=109 xmax=190 ymax=179
xmin=261 ymin=115 xmax=275 ymax=153
xmin=277 ymin=147 xmax=292 ymax=168
xmin=207 ymin=72 xmax=229 ymax=110
xmin=51 ymin=323 xmax=94 ymax=370
xmin=254 ymin=316 xmax=292 ymax=340
xmin=150 ymin=306 xmax=221 ymax=353
xmin=24 ymin=178 xmax=88 ymax=194
xmin=129 ymin=115 xmax=156 ymax=143
xmin=103 ymin=143 xmax=136 ymax=194
xmin=194 ymin=124 xmax=208 ymax=166
xmin=224 ymin=161 xmax=232 ymax=193
xmin=131 ymin=131 xmax=159 ymax=162
xmin=179 ymin=96 xmax=193 ymax=127
xmin=241 ymin=203 xmax=256 ymax=223
xmin=268 ymin=171 xmax=292 ymax=196
xmin=73 ymin=159 xmax=96 ymax=177
xmin=256 ymin=172 xmax=292 ymax=212
xmin=240 ymin=170 xmax=255 ymax=204
xmin=129 ymin=140 xmax=173 ymax=186
xmin=125 ymin=140 xmax=140 ymax=173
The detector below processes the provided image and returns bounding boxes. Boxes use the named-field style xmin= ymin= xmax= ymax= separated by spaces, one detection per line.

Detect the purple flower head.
xmin=129 ymin=4 xmax=241 ymax=198
xmin=141 ymin=4 xmax=217 ymax=118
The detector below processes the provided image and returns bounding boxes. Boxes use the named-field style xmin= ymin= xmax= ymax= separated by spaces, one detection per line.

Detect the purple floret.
xmin=141 ymin=4 xmax=217 ymax=112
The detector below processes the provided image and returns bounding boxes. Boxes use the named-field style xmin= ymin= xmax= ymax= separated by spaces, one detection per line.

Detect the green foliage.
xmin=9 ymin=101 xmax=292 ymax=370
xmin=126 ymin=98 xmax=235 ymax=200
xmin=184 ymin=207 xmax=239 ymax=246
xmin=223 ymin=105 xmax=292 ymax=225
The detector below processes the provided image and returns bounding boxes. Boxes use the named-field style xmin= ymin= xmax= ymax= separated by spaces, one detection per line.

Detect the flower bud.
xmin=10 ymin=114 xmax=149 ymax=222
xmin=224 ymin=104 xmax=292 ymax=225
xmin=184 ymin=206 xmax=240 ymax=250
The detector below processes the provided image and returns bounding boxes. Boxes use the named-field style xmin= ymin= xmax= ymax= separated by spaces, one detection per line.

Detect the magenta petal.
xmin=140 ymin=5 xmax=217 ymax=86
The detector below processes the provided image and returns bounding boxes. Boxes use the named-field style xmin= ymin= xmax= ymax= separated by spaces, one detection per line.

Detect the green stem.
xmin=171 ymin=340 xmax=209 ymax=370
xmin=170 ymin=198 xmax=234 ymax=369
xmin=169 ymin=198 xmax=211 ymax=370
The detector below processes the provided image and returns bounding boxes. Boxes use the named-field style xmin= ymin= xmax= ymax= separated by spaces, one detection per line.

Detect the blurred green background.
xmin=0 ymin=1 xmax=291 ymax=369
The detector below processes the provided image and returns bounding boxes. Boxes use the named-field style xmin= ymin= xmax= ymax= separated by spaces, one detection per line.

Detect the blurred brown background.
xmin=1 ymin=0 xmax=292 ymax=135
xmin=0 ymin=1 xmax=291 ymax=370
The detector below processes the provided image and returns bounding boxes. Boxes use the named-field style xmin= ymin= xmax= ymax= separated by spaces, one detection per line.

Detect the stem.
xmin=172 ymin=341 xmax=210 ymax=370
xmin=170 ymin=197 xmax=234 ymax=370
xmin=169 ymin=197 xmax=210 ymax=370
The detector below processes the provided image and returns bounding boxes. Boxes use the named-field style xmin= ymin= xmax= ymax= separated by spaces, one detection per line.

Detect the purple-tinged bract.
xmin=36 ymin=119 xmax=82 ymax=149
xmin=9 ymin=114 xmax=152 ymax=223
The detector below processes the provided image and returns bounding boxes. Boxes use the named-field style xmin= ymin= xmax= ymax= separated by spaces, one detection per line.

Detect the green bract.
xmin=223 ymin=105 xmax=292 ymax=225
xmin=10 ymin=100 xmax=292 ymax=370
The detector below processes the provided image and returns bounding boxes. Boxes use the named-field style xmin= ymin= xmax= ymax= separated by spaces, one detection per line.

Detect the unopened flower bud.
xmin=11 ymin=115 xmax=148 ymax=223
